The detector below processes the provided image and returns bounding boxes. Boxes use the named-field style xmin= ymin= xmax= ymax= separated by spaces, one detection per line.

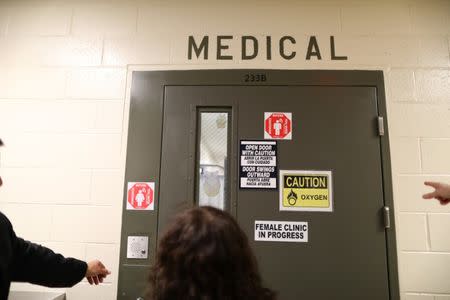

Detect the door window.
xmin=197 ymin=111 xmax=231 ymax=210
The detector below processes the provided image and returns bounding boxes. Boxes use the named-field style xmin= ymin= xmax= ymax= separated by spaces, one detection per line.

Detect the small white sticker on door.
xmin=127 ymin=236 xmax=149 ymax=259
xmin=255 ymin=220 xmax=308 ymax=243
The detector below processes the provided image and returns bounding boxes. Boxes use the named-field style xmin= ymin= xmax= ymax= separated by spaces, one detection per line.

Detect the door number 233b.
xmin=244 ymin=74 xmax=267 ymax=82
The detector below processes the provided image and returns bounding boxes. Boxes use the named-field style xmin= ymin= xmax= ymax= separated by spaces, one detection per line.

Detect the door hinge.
xmin=377 ymin=116 xmax=385 ymax=136
xmin=383 ymin=206 xmax=391 ymax=229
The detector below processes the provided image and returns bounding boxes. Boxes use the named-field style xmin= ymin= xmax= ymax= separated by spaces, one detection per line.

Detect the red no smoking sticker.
xmin=127 ymin=182 xmax=155 ymax=211
xmin=264 ymin=112 xmax=292 ymax=140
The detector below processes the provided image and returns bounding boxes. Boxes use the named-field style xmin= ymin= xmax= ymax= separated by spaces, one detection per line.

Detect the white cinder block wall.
xmin=0 ymin=0 xmax=448 ymax=299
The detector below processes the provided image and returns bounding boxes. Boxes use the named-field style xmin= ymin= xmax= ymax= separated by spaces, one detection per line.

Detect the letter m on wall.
xmin=188 ymin=36 xmax=209 ymax=60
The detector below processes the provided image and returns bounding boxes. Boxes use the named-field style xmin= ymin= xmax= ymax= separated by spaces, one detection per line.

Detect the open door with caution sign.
xmin=118 ymin=70 xmax=399 ymax=300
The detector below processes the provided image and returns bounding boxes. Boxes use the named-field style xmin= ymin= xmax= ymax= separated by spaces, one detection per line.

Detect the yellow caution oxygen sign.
xmin=279 ymin=170 xmax=333 ymax=212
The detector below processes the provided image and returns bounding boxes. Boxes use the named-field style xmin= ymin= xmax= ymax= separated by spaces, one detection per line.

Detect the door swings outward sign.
xmin=240 ymin=141 xmax=277 ymax=189
xmin=280 ymin=170 xmax=333 ymax=212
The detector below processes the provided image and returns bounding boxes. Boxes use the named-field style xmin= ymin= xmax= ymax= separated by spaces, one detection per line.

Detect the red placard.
xmin=127 ymin=182 xmax=154 ymax=210
xmin=264 ymin=112 xmax=292 ymax=140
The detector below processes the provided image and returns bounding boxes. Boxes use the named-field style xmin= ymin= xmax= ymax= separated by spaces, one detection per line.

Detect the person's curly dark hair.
xmin=148 ymin=206 xmax=276 ymax=300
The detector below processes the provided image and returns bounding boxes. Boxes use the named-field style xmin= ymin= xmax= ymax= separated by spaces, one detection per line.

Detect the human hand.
xmin=423 ymin=181 xmax=450 ymax=205
xmin=85 ymin=260 xmax=111 ymax=285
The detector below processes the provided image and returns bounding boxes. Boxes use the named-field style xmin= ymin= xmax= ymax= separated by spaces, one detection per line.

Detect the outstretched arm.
xmin=11 ymin=237 xmax=87 ymax=287
xmin=10 ymin=228 xmax=110 ymax=287
xmin=423 ymin=181 xmax=450 ymax=205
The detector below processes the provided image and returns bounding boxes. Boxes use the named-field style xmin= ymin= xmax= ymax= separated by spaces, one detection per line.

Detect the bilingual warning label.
xmin=255 ymin=220 xmax=308 ymax=242
xmin=279 ymin=170 xmax=333 ymax=212
xmin=240 ymin=141 xmax=277 ymax=189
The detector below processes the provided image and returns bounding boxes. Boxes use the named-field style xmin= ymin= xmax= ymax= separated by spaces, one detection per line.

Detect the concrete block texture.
xmin=52 ymin=206 xmax=120 ymax=243
xmin=410 ymin=1 xmax=450 ymax=35
xmin=72 ymin=4 xmax=137 ymax=37
xmin=103 ymin=35 xmax=171 ymax=66
xmin=341 ymin=3 xmax=412 ymax=35
xmin=389 ymin=103 xmax=450 ymax=138
xmin=388 ymin=69 xmax=416 ymax=102
xmin=421 ymin=139 xmax=450 ymax=174
xmin=91 ymin=169 xmax=124 ymax=206
xmin=0 ymin=36 xmax=103 ymax=67
xmin=66 ymin=68 xmax=127 ymax=100
xmin=0 ymin=67 xmax=66 ymax=99
xmin=1 ymin=133 xmax=122 ymax=168
xmin=403 ymin=295 xmax=434 ymax=300
xmin=398 ymin=213 xmax=428 ymax=251
xmin=0 ymin=101 xmax=97 ymax=132
xmin=0 ymin=168 xmax=91 ymax=205
xmin=0 ymin=6 xmax=8 ymax=37
xmin=7 ymin=5 xmax=72 ymax=36
xmin=399 ymin=253 xmax=450 ymax=293
xmin=415 ymin=70 xmax=450 ymax=102
xmin=390 ymin=137 xmax=421 ymax=174
xmin=138 ymin=2 xmax=341 ymax=36
xmin=429 ymin=214 xmax=450 ymax=252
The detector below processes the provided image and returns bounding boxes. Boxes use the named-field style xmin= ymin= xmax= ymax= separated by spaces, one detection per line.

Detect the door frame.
xmin=118 ymin=70 xmax=399 ymax=300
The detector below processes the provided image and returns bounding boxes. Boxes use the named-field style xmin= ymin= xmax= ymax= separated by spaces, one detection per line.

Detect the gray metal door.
xmin=159 ymin=85 xmax=389 ymax=300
